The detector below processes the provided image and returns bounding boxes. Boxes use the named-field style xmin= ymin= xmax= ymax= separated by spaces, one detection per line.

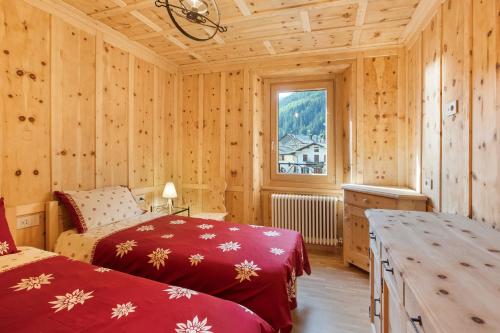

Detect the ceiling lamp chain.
xmin=155 ymin=0 xmax=227 ymax=42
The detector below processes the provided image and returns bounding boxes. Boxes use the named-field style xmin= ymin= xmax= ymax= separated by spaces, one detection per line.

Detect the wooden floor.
xmin=292 ymin=247 xmax=371 ymax=333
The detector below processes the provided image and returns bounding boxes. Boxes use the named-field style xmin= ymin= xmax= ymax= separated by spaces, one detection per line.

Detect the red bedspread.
xmin=91 ymin=216 xmax=311 ymax=332
xmin=0 ymin=255 xmax=274 ymax=332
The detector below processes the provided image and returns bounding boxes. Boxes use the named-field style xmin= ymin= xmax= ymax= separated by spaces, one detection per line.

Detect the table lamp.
xmin=162 ymin=182 xmax=177 ymax=214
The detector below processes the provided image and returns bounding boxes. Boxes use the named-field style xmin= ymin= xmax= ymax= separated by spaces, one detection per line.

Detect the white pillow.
xmin=55 ymin=186 xmax=144 ymax=233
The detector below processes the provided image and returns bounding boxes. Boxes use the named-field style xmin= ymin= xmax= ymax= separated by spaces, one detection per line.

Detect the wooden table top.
xmin=366 ymin=209 xmax=500 ymax=333
xmin=341 ymin=184 xmax=428 ymax=200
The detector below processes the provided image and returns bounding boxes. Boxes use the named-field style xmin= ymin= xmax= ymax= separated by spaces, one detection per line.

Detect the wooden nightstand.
xmin=342 ymin=184 xmax=427 ymax=272
xmin=152 ymin=206 xmax=190 ymax=217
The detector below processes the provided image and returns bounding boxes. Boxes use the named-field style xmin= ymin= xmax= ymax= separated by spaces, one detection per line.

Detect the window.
xmin=276 ymin=89 xmax=327 ymax=175
xmin=269 ymin=79 xmax=335 ymax=184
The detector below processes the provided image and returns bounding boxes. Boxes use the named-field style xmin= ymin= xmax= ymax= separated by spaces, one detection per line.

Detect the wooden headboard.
xmin=4 ymin=201 xmax=59 ymax=251
xmin=45 ymin=201 xmax=74 ymax=252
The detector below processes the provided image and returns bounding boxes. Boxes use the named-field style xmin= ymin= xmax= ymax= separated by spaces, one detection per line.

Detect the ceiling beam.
xmin=300 ymin=11 xmax=312 ymax=33
xmin=110 ymin=0 xmax=127 ymax=8
xmin=180 ymin=43 xmax=402 ymax=74
xmin=203 ymin=27 xmax=225 ymax=45
xmin=130 ymin=9 xmax=206 ymax=61
xmin=158 ymin=19 xmax=408 ymax=55
xmin=91 ymin=0 xmax=152 ymax=19
xmin=224 ymin=0 xmax=359 ymax=25
xmin=400 ymin=0 xmax=445 ymax=44
xmin=263 ymin=40 xmax=276 ymax=55
xmin=233 ymin=0 xmax=252 ymax=16
xmin=352 ymin=0 xmax=368 ymax=46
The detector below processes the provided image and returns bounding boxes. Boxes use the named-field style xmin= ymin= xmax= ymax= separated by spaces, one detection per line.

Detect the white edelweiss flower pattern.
xmin=217 ymin=241 xmax=241 ymax=252
xmin=0 ymin=241 xmax=9 ymax=255
xmin=189 ymin=254 xmax=204 ymax=266
xmin=12 ymin=273 xmax=54 ymax=291
xmin=136 ymin=225 xmax=155 ymax=232
xmin=235 ymin=260 xmax=261 ymax=283
xmin=116 ymin=240 xmax=138 ymax=258
xmin=111 ymin=302 xmax=137 ymax=319
xmin=199 ymin=233 xmax=216 ymax=240
xmin=270 ymin=248 xmax=285 ymax=256
xmin=161 ymin=234 xmax=174 ymax=239
xmin=263 ymin=230 xmax=281 ymax=237
xmin=94 ymin=267 xmax=111 ymax=273
xmin=170 ymin=220 xmax=186 ymax=225
xmin=49 ymin=289 xmax=94 ymax=312
xmin=165 ymin=286 xmax=199 ymax=299
xmin=228 ymin=227 xmax=240 ymax=231
xmin=239 ymin=304 xmax=255 ymax=315
xmin=175 ymin=316 xmax=212 ymax=333
xmin=197 ymin=224 xmax=214 ymax=230
xmin=250 ymin=225 xmax=264 ymax=229
xmin=148 ymin=248 xmax=172 ymax=270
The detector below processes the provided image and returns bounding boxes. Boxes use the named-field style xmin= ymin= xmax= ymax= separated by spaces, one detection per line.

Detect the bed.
xmin=0 ymin=247 xmax=274 ymax=333
xmin=53 ymin=187 xmax=311 ymax=333
xmin=0 ymin=197 xmax=273 ymax=333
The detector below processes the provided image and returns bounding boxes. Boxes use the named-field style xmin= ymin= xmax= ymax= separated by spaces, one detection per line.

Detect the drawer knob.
xmin=362 ymin=198 xmax=369 ymax=204
xmin=410 ymin=316 xmax=423 ymax=333
xmin=382 ymin=259 xmax=394 ymax=274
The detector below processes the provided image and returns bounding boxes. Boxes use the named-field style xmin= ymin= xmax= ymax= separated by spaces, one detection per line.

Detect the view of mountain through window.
xmin=277 ymin=90 xmax=327 ymax=175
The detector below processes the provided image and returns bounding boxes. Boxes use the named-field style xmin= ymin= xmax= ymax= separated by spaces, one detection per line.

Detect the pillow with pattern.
xmin=55 ymin=186 xmax=145 ymax=233
xmin=0 ymin=197 xmax=18 ymax=256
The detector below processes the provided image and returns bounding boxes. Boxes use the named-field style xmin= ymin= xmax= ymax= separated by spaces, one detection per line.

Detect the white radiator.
xmin=271 ymin=194 xmax=339 ymax=246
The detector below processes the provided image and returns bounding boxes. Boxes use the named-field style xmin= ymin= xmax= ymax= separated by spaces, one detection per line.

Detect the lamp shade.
xmin=162 ymin=182 xmax=177 ymax=199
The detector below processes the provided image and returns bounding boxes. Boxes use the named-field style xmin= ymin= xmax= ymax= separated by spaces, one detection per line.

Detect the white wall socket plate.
xmin=446 ymin=100 xmax=458 ymax=117
xmin=17 ymin=214 xmax=40 ymax=230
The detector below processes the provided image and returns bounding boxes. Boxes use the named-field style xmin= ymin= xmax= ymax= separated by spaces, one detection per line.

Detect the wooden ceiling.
xmin=61 ymin=0 xmax=421 ymax=67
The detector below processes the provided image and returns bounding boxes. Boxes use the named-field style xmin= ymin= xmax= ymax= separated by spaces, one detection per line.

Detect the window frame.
xmin=270 ymin=80 xmax=335 ymax=184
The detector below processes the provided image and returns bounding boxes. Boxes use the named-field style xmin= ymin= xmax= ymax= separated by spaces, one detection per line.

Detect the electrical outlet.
xmin=17 ymin=215 xmax=40 ymax=230
xmin=135 ymin=194 xmax=146 ymax=202
xmin=446 ymin=100 xmax=458 ymax=117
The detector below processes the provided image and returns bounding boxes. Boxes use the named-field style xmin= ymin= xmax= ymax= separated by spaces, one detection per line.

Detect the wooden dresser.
xmin=342 ymin=184 xmax=427 ymax=271
xmin=367 ymin=210 xmax=500 ymax=333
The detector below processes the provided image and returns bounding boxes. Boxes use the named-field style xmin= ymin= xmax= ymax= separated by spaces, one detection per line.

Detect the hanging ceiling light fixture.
xmin=155 ymin=0 xmax=228 ymax=42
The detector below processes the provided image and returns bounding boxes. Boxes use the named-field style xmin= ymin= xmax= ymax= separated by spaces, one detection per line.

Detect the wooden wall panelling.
xmin=441 ymin=0 xmax=471 ymax=216
xmin=471 ymin=0 xmax=499 ymax=228
xmin=396 ymin=48 xmax=407 ymax=186
xmin=355 ymin=55 xmax=364 ymax=184
xmin=51 ymin=17 xmax=96 ymax=191
xmin=360 ymin=55 xmax=399 ymax=185
xmin=0 ymin=0 xmax=51 ymax=206
xmin=25 ymin=0 xmax=177 ymax=73
xmin=97 ymin=42 xmax=129 ymax=187
xmin=131 ymin=58 xmax=155 ymax=189
xmin=421 ymin=10 xmax=442 ymax=211
xmin=251 ymin=73 xmax=264 ymax=224
xmin=406 ymin=35 xmax=422 ymax=192
xmin=225 ymin=69 xmax=246 ymax=222
xmin=180 ymin=74 xmax=201 ymax=211
xmin=201 ymin=72 xmax=223 ymax=212
xmin=243 ymin=68 xmax=252 ymax=224
xmin=336 ymin=66 xmax=354 ymax=184
xmin=154 ymin=68 xmax=177 ymax=204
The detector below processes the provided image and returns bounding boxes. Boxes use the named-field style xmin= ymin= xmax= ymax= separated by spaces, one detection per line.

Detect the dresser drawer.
xmin=404 ymin=285 xmax=432 ymax=333
xmin=382 ymin=247 xmax=404 ymax=300
xmin=345 ymin=190 xmax=397 ymax=209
